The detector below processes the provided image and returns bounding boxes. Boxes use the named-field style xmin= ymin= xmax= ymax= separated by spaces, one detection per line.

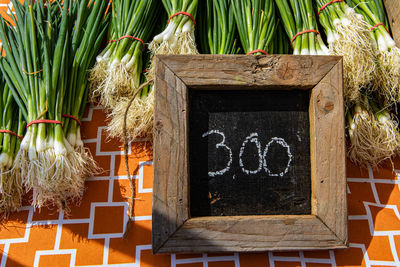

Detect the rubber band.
xmin=62 ymin=114 xmax=82 ymax=126
xmin=168 ymin=11 xmax=196 ymax=26
xmin=370 ymin=22 xmax=390 ymax=34
xmin=318 ymin=0 xmax=344 ymax=16
xmin=0 ymin=129 xmax=23 ymax=141
xmin=26 ymin=119 xmax=62 ymax=128
xmin=247 ymin=49 xmax=269 ymax=55
xmin=107 ymin=36 xmax=145 ymax=52
xmin=21 ymin=64 xmax=44 ymax=76
xmin=291 ymin=29 xmax=320 ymax=49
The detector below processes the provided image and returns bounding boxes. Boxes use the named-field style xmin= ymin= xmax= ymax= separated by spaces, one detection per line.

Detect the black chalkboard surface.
xmin=189 ymin=89 xmax=311 ymax=217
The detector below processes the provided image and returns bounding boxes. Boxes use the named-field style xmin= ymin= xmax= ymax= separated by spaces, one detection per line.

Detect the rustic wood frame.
xmin=383 ymin=0 xmax=400 ymax=46
xmin=153 ymin=55 xmax=347 ymax=254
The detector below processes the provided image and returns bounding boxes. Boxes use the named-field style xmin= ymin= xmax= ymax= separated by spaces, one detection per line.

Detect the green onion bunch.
xmin=275 ymin=0 xmax=328 ymax=55
xmin=198 ymin=0 xmax=238 ymax=54
xmin=346 ymin=0 xmax=393 ymax=52
xmin=0 ymin=0 xmax=109 ymax=209
xmin=0 ymin=79 xmax=24 ymax=214
xmin=346 ymin=95 xmax=400 ymax=167
xmin=149 ymin=0 xmax=199 ymax=71
xmin=89 ymin=0 xmax=160 ymax=141
xmin=315 ymin=0 xmax=377 ymax=103
xmin=90 ymin=0 xmax=159 ymax=109
xmin=232 ymin=0 xmax=277 ymax=55
xmin=346 ymin=0 xmax=400 ymax=106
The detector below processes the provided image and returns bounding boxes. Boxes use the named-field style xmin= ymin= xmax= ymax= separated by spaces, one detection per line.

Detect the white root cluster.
xmin=0 ymin=142 xmax=22 ymax=214
xmin=149 ymin=20 xmax=198 ymax=77
xmin=372 ymin=30 xmax=400 ymax=106
xmin=348 ymin=105 xmax=400 ymax=168
xmin=90 ymin=51 xmax=141 ymax=109
xmin=90 ymin=51 xmax=154 ymax=141
xmin=128 ymin=19 xmax=198 ymax=140
xmin=329 ymin=7 xmax=377 ymax=103
xmin=150 ymin=21 xmax=197 ymax=55
xmin=90 ymin=56 xmax=154 ymax=141
xmin=0 ymin=166 xmax=22 ymax=215
xmin=106 ymin=90 xmax=154 ymax=141
xmin=14 ymin=126 xmax=98 ymax=209
xmin=90 ymin=57 xmax=154 ymax=141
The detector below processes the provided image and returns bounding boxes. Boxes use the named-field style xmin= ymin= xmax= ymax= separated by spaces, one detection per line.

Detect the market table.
xmin=0 ymin=105 xmax=398 ymax=267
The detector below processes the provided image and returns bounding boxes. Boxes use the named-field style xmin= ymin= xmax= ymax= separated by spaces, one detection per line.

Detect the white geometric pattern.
xmin=344 ymin=168 xmax=400 ymax=267
xmin=171 ymin=253 xmax=240 ymax=266
xmin=268 ymin=251 xmax=337 ymax=266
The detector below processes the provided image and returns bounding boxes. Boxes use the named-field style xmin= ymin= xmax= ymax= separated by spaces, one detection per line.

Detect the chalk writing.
xmin=202 ymin=130 xmax=233 ymax=177
xmin=203 ymin=130 xmax=292 ymax=178
xmin=239 ymin=133 xmax=263 ymax=175
xmin=263 ymin=137 xmax=293 ymax=177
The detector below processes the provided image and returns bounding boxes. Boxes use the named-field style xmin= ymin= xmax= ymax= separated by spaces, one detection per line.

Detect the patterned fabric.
xmin=0 ymin=2 xmax=399 ymax=266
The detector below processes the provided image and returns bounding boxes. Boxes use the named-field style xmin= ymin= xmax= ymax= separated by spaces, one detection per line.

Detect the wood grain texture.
xmin=153 ymin=55 xmax=347 ymax=253
xmin=309 ymin=59 xmax=348 ymax=245
xmin=383 ymin=0 xmax=400 ymax=46
xmin=153 ymin=58 xmax=190 ymax=253
xmin=157 ymin=216 xmax=346 ymax=253
xmin=157 ymin=55 xmax=341 ymax=90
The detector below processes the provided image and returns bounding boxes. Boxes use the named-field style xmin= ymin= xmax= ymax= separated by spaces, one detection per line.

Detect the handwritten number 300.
xmin=202 ymin=131 xmax=292 ymax=177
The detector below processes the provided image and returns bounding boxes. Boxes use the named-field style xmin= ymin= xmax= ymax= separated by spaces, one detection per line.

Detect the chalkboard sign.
xmin=189 ymin=90 xmax=311 ymax=217
xmin=153 ymin=55 xmax=347 ymax=253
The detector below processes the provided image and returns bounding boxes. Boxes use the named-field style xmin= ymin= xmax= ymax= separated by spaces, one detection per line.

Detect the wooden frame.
xmin=153 ymin=55 xmax=347 ymax=253
xmin=383 ymin=0 xmax=400 ymax=46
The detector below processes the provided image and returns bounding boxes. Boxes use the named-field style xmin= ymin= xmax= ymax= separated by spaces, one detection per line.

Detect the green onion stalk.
xmin=346 ymin=0 xmax=400 ymax=106
xmin=149 ymin=0 xmax=199 ymax=76
xmin=315 ymin=0 xmax=378 ymax=103
xmin=347 ymin=95 xmax=400 ymax=167
xmin=269 ymin=22 xmax=291 ymax=55
xmin=90 ymin=0 xmax=159 ymax=109
xmin=274 ymin=0 xmax=328 ymax=55
xmin=0 ymin=79 xmax=25 ymax=214
xmin=232 ymin=0 xmax=278 ymax=55
xmin=0 ymin=0 xmax=109 ymax=209
xmin=198 ymin=0 xmax=238 ymax=55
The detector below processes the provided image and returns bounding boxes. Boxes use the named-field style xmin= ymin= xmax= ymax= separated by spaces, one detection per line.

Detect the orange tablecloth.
xmin=0 ymin=105 xmax=399 ymax=267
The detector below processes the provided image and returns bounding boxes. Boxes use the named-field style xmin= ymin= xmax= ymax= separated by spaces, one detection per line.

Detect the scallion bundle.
xmin=346 ymin=0 xmax=400 ymax=106
xmin=275 ymin=0 xmax=328 ymax=55
xmin=90 ymin=0 xmax=159 ymax=141
xmin=0 ymin=80 xmax=24 ymax=213
xmin=232 ymin=0 xmax=277 ymax=55
xmin=315 ymin=0 xmax=377 ymax=102
xmin=90 ymin=0 xmax=159 ymax=108
xmin=347 ymin=96 xmax=400 ymax=167
xmin=198 ymin=0 xmax=238 ymax=54
xmin=149 ymin=0 xmax=198 ymax=74
xmin=0 ymin=0 xmax=108 ymax=208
